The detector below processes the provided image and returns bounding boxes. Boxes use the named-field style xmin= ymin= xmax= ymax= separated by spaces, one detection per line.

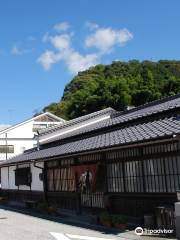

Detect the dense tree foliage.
xmin=43 ymin=60 xmax=180 ymax=120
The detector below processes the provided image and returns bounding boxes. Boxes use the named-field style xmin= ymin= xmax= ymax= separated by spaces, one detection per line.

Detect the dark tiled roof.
xmin=2 ymin=117 xmax=180 ymax=166
xmin=2 ymin=94 xmax=180 ymax=166
xmin=39 ymin=107 xmax=116 ymax=136
xmin=111 ymin=93 xmax=180 ymax=124
xmin=40 ymin=94 xmax=180 ymax=144
xmin=40 ymin=118 xmax=110 ymax=144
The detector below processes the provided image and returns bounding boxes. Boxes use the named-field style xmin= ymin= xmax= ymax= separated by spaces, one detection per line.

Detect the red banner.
xmin=73 ymin=164 xmax=97 ymax=192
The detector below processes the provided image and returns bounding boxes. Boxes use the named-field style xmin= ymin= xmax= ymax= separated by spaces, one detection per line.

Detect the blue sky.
xmin=0 ymin=0 xmax=180 ymax=125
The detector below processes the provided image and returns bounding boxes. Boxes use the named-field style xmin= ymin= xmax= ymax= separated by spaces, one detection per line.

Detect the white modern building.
xmin=0 ymin=112 xmax=65 ymax=161
xmin=0 ymin=108 xmax=116 ymax=192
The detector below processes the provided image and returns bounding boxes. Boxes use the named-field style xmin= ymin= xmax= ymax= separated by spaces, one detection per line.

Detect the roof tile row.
xmin=2 ymin=116 xmax=180 ymax=165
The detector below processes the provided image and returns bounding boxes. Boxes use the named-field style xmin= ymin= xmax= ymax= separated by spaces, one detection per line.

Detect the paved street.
xmin=0 ymin=208 xmax=176 ymax=240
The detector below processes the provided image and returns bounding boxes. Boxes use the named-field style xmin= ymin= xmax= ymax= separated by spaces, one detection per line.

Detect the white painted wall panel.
xmin=31 ymin=162 xmax=44 ymax=191
xmin=0 ymin=121 xmax=34 ymax=139
xmin=1 ymin=167 xmax=9 ymax=189
xmin=1 ymin=162 xmax=44 ymax=192
xmin=9 ymin=165 xmax=18 ymax=190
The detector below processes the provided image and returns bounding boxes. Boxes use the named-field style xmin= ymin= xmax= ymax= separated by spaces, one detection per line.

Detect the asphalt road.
xmin=0 ymin=208 xmax=177 ymax=240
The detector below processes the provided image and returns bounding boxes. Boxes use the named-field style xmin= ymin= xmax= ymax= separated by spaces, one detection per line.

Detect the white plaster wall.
xmin=0 ymin=120 xmax=62 ymax=140
xmin=1 ymin=162 xmax=44 ymax=192
xmin=0 ymin=121 xmax=34 ymax=139
xmin=0 ymin=118 xmax=61 ymax=161
xmin=31 ymin=162 xmax=44 ymax=191
xmin=0 ymin=120 xmax=35 ymax=161
xmin=0 ymin=139 xmax=36 ymax=161
xmin=1 ymin=167 xmax=9 ymax=189
xmin=9 ymin=165 xmax=18 ymax=190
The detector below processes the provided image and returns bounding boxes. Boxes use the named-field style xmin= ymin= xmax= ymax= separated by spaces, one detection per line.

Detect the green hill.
xmin=43 ymin=60 xmax=180 ymax=120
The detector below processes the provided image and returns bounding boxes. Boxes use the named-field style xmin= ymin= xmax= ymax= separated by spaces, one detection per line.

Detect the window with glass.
xmin=47 ymin=167 xmax=75 ymax=192
xmin=0 ymin=145 xmax=14 ymax=153
xmin=107 ymin=154 xmax=180 ymax=193
xmin=124 ymin=161 xmax=144 ymax=192
xmin=107 ymin=162 xmax=124 ymax=192
xmin=32 ymin=124 xmax=47 ymax=132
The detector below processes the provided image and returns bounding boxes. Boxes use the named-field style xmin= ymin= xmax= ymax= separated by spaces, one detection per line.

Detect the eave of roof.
xmin=1 ymin=116 xmax=180 ymax=167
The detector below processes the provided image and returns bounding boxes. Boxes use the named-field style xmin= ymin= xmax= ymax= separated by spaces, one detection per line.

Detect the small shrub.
xmin=36 ymin=201 xmax=49 ymax=213
xmin=100 ymin=212 xmax=111 ymax=222
xmin=112 ymin=215 xmax=128 ymax=225
xmin=47 ymin=205 xmax=57 ymax=215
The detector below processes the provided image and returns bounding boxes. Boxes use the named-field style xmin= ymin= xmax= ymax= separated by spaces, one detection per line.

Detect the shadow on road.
xmin=0 ymin=205 xmax=126 ymax=237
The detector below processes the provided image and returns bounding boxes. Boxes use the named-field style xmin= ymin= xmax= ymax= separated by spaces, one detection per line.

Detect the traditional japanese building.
xmin=1 ymin=95 xmax=180 ymax=227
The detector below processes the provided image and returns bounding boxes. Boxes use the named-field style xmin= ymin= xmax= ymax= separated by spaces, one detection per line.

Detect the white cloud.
xmin=37 ymin=50 xmax=62 ymax=70
xmin=38 ymin=23 xmax=133 ymax=74
xmin=62 ymin=49 xmax=98 ymax=74
xmin=38 ymin=43 xmax=98 ymax=73
xmin=38 ymin=31 xmax=98 ymax=73
xmin=11 ymin=45 xmax=24 ymax=55
xmin=49 ymin=34 xmax=71 ymax=50
xmin=54 ymin=22 xmax=70 ymax=32
xmin=85 ymin=27 xmax=133 ymax=53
